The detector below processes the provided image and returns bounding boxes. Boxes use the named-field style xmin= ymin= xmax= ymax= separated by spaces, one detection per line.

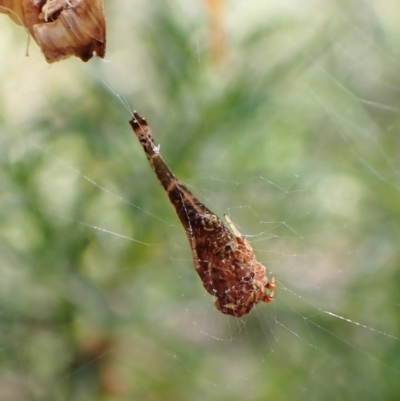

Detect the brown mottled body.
xmin=129 ymin=112 xmax=275 ymax=317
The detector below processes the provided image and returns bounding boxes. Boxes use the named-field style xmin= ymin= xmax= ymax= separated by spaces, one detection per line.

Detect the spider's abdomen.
xmin=191 ymin=217 xmax=267 ymax=317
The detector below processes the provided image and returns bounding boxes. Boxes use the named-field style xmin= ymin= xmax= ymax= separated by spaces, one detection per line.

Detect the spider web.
xmin=1 ymin=1 xmax=400 ymax=400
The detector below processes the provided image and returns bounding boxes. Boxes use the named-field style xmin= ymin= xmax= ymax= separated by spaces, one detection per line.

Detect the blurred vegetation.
xmin=1 ymin=1 xmax=400 ymax=400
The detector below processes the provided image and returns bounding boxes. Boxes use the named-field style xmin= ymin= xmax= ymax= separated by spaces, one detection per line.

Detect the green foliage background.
xmin=1 ymin=1 xmax=400 ymax=400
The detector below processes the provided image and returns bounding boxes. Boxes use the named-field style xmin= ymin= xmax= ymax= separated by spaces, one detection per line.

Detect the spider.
xmin=129 ymin=112 xmax=275 ymax=317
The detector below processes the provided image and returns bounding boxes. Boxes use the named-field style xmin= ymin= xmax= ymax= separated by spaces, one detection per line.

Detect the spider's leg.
xmin=267 ymin=276 xmax=276 ymax=289
xmin=224 ymin=214 xmax=242 ymax=237
xmin=189 ymin=229 xmax=202 ymax=272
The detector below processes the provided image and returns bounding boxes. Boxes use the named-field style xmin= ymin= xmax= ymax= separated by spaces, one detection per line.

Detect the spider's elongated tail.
xmin=129 ymin=112 xmax=210 ymax=232
xmin=129 ymin=112 xmax=175 ymax=190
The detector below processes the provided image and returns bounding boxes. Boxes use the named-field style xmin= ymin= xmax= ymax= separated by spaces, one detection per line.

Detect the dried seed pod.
xmin=0 ymin=0 xmax=106 ymax=63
